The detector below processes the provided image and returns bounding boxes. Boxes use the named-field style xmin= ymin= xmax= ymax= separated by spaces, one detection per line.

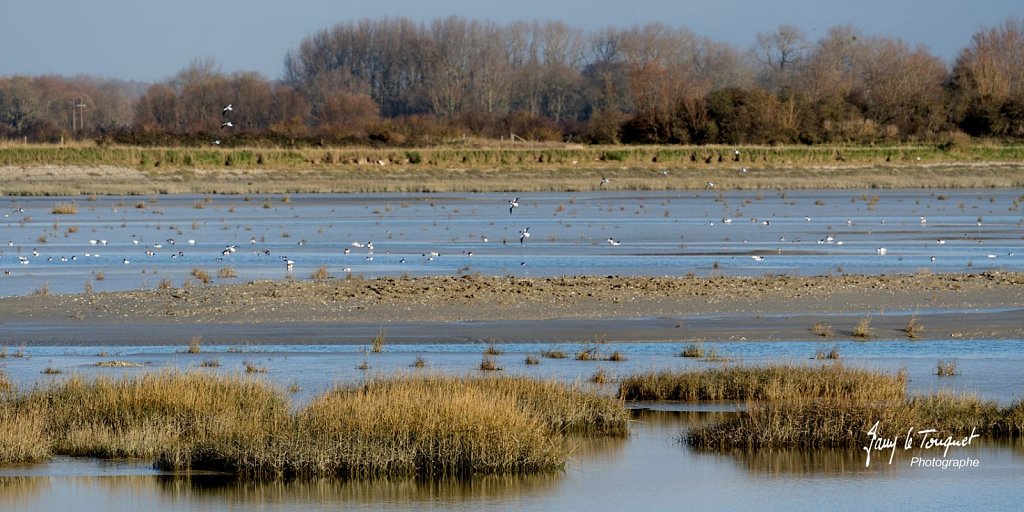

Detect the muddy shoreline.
xmin=2 ymin=272 xmax=1022 ymax=345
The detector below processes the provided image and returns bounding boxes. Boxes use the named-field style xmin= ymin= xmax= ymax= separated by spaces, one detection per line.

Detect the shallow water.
xmin=2 ymin=189 xmax=1023 ymax=296
xmin=1 ymin=343 xmax=1022 ymax=510
xmin=2 ymin=188 xmax=1023 ymax=509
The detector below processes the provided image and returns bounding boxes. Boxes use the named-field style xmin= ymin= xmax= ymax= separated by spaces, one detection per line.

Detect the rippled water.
xmin=3 ymin=189 xmax=1023 ymax=296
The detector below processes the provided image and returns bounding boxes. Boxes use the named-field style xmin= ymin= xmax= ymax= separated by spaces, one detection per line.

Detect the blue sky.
xmin=2 ymin=0 xmax=1019 ymax=82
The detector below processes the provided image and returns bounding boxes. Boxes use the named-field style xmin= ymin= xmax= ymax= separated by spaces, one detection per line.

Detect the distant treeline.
xmin=1 ymin=17 xmax=1022 ymax=146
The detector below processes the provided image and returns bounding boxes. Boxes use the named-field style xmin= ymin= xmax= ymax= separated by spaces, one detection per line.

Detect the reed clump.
xmin=51 ymin=202 xmax=78 ymax=215
xmin=154 ymin=374 xmax=627 ymax=479
xmin=21 ymin=371 xmax=288 ymax=460
xmin=618 ymin=364 xmax=907 ymax=402
xmin=686 ymin=392 xmax=1022 ymax=449
xmin=851 ymin=316 xmax=874 ymax=338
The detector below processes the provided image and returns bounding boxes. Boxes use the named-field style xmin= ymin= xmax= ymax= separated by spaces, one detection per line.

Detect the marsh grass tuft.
xmin=479 ymin=356 xmax=502 ymax=371
xmin=590 ymin=368 xmax=610 ymax=384
xmin=540 ymin=349 xmax=567 ymax=359
xmin=243 ymin=361 xmax=268 ymax=373
xmin=411 ymin=356 xmax=427 ymax=368
xmin=370 ymin=329 xmax=386 ymax=353
xmin=190 ymin=267 xmax=211 ymax=284
xmin=814 ymin=345 xmax=842 ymax=360
xmin=187 ymin=335 xmax=202 ymax=354
xmin=936 ymin=360 xmax=959 ymax=376
xmin=51 ymin=202 xmax=78 ymax=215
xmin=310 ymin=265 xmax=331 ymax=280
xmin=851 ymin=316 xmax=874 ymax=338
xmin=811 ymin=322 xmax=833 ymax=338
xmin=483 ymin=344 xmax=502 ymax=355
xmin=618 ymin=364 xmax=906 ymax=402
xmin=525 ymin=356 xmax=540 ymax=365
xmin=216 ymin=267 xmax=237 ymax=279
xmin=904 ymin=314 xmax=924 ymax=339
xmin=680 ymin=343 xmax=705 ymax=358
xmin=686 ymin=391 xmax=1019 ymax=449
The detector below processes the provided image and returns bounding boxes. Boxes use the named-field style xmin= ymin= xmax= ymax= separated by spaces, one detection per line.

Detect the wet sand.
xmin=2 ymin=272 xmax=1022 ymax=345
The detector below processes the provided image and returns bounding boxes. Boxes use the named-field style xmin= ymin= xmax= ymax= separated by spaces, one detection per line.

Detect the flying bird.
xmin=509 ymin=197 xmax=519 ymax=214
xmin=705 ymin=181 xmax=715 ymax=190
xmin=600 ymin=177 xmax=610 ymax=187
xmin=222 ymin=104 xmax=233 ymax=114
xmin=221 ymin=121 xmax=233 ymax=128
xmin=519 ymin=227 xmax=531 ymax=244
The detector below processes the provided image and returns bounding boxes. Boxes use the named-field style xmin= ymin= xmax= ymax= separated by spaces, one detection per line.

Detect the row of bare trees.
xmin=1 ymin=17 xmax=1022 ymax=145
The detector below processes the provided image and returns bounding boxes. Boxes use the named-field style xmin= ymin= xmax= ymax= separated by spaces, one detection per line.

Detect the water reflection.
xmin=0 ymin=477 xmax=49 ymax=508
xmin=153 ymin=473 xmax=563 ymax=507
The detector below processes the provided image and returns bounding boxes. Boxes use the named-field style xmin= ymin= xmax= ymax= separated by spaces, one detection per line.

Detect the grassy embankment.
xmin=0 ymin=371 xmax=626 ymax=478
xmin=617 ymin=365 xmax=1024 ymax=449
xmin=2 ymin=142 xmax=1024 ymax=195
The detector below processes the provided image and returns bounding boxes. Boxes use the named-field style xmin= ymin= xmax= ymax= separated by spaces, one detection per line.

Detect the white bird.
xmin=212 ymin=140 xmax=222 ymax=145
xmin=519 ymin=227 xmax=531 ymax=244
xmin=607 ymin=238 xmax=621 ymax=246
xmin=123 ymin=258 xmax=130 ymax=265
xmin=920 ymin=217 xmax=927 ymax=224
xmin=600 ymin=177 xmax=610 ymax=187
xmin=705 ymin=181 xmax=715 ymax=190
xmin=222 ymin=104 xmax=233 ymax=114
xmin=509 ymin=197 xmax=519 ymax=214
xmin=751 ymin=255 xmax=764 ymax=261
xmin=876 ymin=247 xmax=888 ymax=256
xmin=221 ymin=121 xmax=233 ymax=128
xmin=936 ymin=239 xmax=946 ymax=245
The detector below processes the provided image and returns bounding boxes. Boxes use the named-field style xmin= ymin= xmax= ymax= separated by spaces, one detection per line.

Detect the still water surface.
xmin=0 ymin=341 xmax=1022 ymax=511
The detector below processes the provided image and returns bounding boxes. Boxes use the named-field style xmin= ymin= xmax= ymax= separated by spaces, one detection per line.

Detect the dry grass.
xmin=590 ymin=368 xmax=610 ymax=384
xmin=687 ymin=392 xmax=1020 ymax=449
xmin=618 ymin=364 xmax=907 ymax=402
xmin=190 ymin=267 xmax=211 ymax=284
xmin=187 ymin=335 xmax=202 ymax=354
xmin=483 ymin=344 xmax=502 ymax=355
xmin=152 ymin=373 xmax=626 ymax=479
xmin=310 ymin=265 xmax=331 ymax=280
xmin=370 ymin=329 xmax=386 ymax=353
xmin=851 ymin=316 xmax=874 ymax=338
xmin=814 ymin=345 xmax=842 ymax=360
xmin=904 ymin=314 xmax=924 ymax=339
xmin=216 ymin=267 xmax=237 ymax=279
xmin=811 ymin=322 xmax=833 ymax=338
xmin=243 ymin=361 xmax=268 ymax=373
xmin=411 ymin=356 xmax=427 ymax=368
xmin=479 ymin=356 xmax=502 ymax=371
xmin=540 ymin=349 xmax=567 ymax=359
xmin=680 ymin=343 xmax=705 ymax=358
xmin=937 ymin=360 xmax=959 ymax=376
xmin=94 ymin=361 xmax=144 ymax=368
xmin=4 ymin=144 xmax=1023 ymax=196
xmin=51 ymin=202 xmax=78 ymax=215
xmin=525 ymin=356 xmax=540 ymax=365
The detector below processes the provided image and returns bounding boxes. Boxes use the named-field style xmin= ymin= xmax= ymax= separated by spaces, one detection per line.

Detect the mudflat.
xmin=2 ymin=272 xmax=1022 ymax=345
